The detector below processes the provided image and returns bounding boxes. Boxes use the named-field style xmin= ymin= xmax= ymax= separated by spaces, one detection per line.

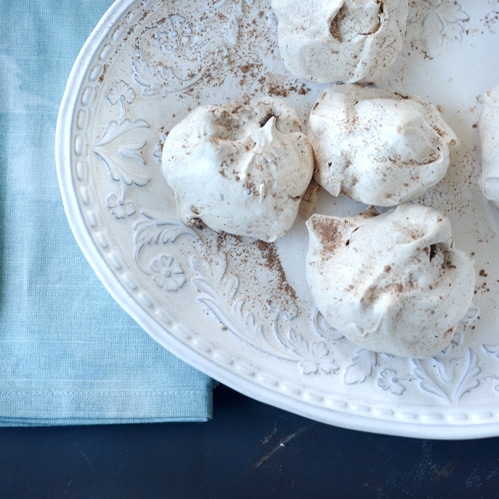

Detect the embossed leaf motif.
xmin=459 ymin=307 xmax=480 ymax=328
xmin=344 ymin=349 xmax=377 ymax=385
xmin=190 ymin=255 xmax=339 ymax=366
xmin=233 ymin=301 xmax=265 ymax=338
xmin=98 ymin=119 xmax=149 ymax=146
xmin=438 ymin=2 xmax=469 ymax=41
xmin=132 ymin=13 xmax=205 ymax=95
xmin=438 ymin=2 xmax=469 ymax=24
xmin=212 ymin=0 xmax=258 ymax=47
xmin=153 ymin=131 xmax=168 ymax=165
xmin=420 ymin=1 xmax=469 ymax=53
xmin=118 ymin=142 xmax=147 ymax=164
xmin=134 ymin=212 xmax=198 ymax=248
xmin=422 ymin=8 xmax=444 ymax=50
xmin=133 ymin=54 xmax=204 ymax=95
xmin=483 ymin=343 xmax=499 ymax=359
xmin=412 ymin=349 xmax=481 ymax=403
xmin=312 ymin=309 xmax=345 ymax=341
xmin=133 ymin=212 xmax=198 ymax=274
xmin=95 ymin=119 xmax=151 ymax=186
xmin=223 ymin=274 xmax=239 ymax=304
xmin=208 ymin=0 xmax=256 ymax=14
xmin=191 ymin=256 xmax=265 ymax=342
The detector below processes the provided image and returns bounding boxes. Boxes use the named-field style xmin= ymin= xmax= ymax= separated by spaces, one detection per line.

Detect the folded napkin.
xmin=0 ymin=1 xmax=213 ymax=425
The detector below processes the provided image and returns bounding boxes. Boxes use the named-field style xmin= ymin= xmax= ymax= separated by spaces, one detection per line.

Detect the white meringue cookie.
xmin=479 ymin=85 xmax=499 ymax=208
xmin=271 ymin=0 xmax=408 ymax=84
xmin=308 ymin=84 xmax=459 ymax=206
xmin=161 ymin=97 xmax=314 ymax=242
xmin=306 ymin=204 xmax=475 ymax=358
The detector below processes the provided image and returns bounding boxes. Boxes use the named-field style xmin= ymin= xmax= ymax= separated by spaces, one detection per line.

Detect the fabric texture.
xmin=0 ymin=1 xmax=213 ymax=425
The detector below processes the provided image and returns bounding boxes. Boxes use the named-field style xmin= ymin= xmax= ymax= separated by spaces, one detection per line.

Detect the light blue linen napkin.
xmin=0 ymin=1 xmax=214 ymax=425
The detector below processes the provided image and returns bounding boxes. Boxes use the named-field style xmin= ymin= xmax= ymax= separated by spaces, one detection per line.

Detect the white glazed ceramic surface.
xmin=57 ymin=0 xmax=499 ymax=439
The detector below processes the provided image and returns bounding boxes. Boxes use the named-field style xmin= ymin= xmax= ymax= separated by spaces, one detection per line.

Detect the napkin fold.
xmin=0 ymin=1 xmax=214 ymax=425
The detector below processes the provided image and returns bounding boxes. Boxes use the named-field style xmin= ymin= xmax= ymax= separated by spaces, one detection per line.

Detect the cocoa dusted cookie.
xmin=271 ymin=0 xmax=408 ymax=84
xmin=308 ymin=84 xmax=459 ymax=206
xmin=162 ymin=97 xmax=314 ymax=242
xmin=306 ymin=204 xmax=475 ymax=358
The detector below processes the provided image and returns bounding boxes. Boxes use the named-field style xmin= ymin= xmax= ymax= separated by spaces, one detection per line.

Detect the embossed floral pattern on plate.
xmin=57 ymin=0 xmax=499 ymax=439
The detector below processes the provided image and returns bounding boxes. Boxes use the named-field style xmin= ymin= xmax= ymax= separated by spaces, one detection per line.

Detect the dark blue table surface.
xmin=1 ymin=384 xmax=499 ymax=498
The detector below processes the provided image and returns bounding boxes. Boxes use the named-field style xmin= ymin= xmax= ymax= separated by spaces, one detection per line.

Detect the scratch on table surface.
xmin=363 ymin=481 xmax=386 ymax=495
xmin=255 ymin=424 xmax=313 ymax=468
xmin=261 ymin=425 xmax=278 ymax=445
xmin=64 ymin=479 xmax=73 ymax=496
xmin=72 ymin=443 xmax=94 ymax=472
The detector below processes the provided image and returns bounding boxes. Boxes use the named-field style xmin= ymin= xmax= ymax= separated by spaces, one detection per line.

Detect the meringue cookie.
xmin=479 ymin=85 xmax=499 ymax=208
xmin=271 ymin=0 xmax=408 ymax=84
xmin=306 ymin=204 xmax=475 ymax=358
xmin=162 ymin=97 xmax=314 ymax=242
xmin=308 ymin=84 xmax=459 ymax=206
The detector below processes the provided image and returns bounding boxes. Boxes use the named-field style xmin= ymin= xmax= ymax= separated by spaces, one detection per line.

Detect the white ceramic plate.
xmin=57 ymin=0 xmax=499 ymax=439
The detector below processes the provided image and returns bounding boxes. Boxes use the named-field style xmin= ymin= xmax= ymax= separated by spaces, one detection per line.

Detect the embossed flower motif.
xmin=107 ymin=80 xmax=136 ymax=106
xmin=377 ymin=369 xmax=406 ymax=396
xmin=299 ymin=342 xmax=338 ymax=375
xmin=106 ymin=194 xmax=136 ymax=220
xmin=150 ymin=255 xmax=186 ymax=292
xmin=155 ymin=14 xmax=193 ymax=53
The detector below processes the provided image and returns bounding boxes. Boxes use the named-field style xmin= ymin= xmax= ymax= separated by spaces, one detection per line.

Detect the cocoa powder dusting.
xmin=212 ymin=231 xmax=298 ymax=308
xmin=255 ymin=240 xmax=298 ymax=303
xmin=309 ymin=217 xmax=342 ymax=254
